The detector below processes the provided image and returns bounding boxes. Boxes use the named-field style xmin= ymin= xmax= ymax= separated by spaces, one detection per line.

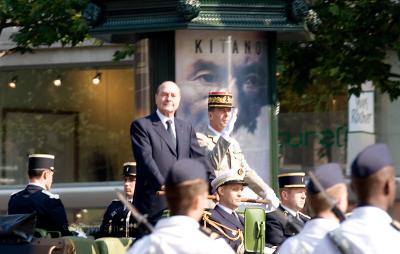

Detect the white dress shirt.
xmin=312 ymin=206 xmax=400 ymax=254
xmin=127 ymin=215 xmax=235 ymax=254
xmin=156 ymin=109 xmax=176 ymax=137
xmin=217 ymin=203 xmax=235 ymax=215
xmin=277 ymin=218 xmax=339 ymax=254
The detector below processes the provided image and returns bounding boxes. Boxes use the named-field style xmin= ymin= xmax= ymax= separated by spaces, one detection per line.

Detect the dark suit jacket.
xmin=265 ymin=205 xmax=308 ymax=246
xmin=130 ymin=112 xmax=212 ymax=222
xmin=207 ymin=205 xmax=244 ymax=252
xmin=98 ymin=200 xmax=137 ymax=238
xmin=8 ymin=184 xmax=72 ymax=236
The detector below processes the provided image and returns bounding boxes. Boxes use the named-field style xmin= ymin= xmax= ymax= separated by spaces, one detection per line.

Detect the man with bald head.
xmin=130 ymin=81 xmax=211 ymax=227
xmin=313 ymin=143 xmax=400 ymax=254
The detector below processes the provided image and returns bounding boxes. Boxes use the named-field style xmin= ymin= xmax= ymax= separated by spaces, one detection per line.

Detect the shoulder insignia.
xmin=200 ymin=226 xmax=221 ymax=240
xmin=41 ymin=190 xmax=59 ymax=199
xmin=391 ymin=220 xmax=400 ymax=231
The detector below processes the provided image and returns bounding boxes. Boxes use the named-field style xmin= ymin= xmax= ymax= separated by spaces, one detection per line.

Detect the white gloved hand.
xmin=221 ymin=108 xmax=238 ymax=137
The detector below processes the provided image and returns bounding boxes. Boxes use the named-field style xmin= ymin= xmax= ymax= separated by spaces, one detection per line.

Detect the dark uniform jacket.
xmin=130 ymin=112 xmax=212 ymax=223
xmin=8 ymin=184 xmax=72 ymax=236
xmin=204 ymin=205 xmax=244 ymax=252
xmin=98 ymin=200 xmax=137 ymax=238
xmin=265 ymin=205 xmax=309 ymax=246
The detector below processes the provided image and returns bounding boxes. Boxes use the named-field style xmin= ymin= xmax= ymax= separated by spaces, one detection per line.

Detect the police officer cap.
xmin=351 ymin=143 xmax=393 ymax=178
xmin=211 ymin=171 xmax=247 ymax=190
xmin=165 ymin=159 xmax=207 ymax=186
xmin=28 ymin=154 xmax=55 ymax=171
xmin=307 ymin=163 xmax=344 ymax=194
xmin=123 ymin=162 xmax=136 ymax=176
xmin=278 ymin=172 xmax=306 ymax=188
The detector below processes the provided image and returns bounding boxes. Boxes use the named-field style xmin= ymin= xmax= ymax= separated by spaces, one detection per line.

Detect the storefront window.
xmin=0 ymin=67 xmax=135 ymax=185
xmin=278 ymin=87 xmax=348 ymax=173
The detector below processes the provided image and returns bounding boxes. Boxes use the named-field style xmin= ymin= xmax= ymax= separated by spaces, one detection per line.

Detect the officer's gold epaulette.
xmin=391 ymin=220 xmax=400 ymax=231
xmin=200 ymin=226 xmax=221 ymax=240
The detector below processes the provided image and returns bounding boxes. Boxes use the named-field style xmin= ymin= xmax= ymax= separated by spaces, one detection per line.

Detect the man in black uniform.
xmin=8 ymin=154 xmax=72 ymax=236
xmin=265 ymin=172 xmax=309 ymax=247
xmin=98 ymin=162 xmax=137 ymax=238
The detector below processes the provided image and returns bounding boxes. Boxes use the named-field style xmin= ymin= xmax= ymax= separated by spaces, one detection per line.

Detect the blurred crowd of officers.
xmin=6 ymin=81 xmax=400 ymax=254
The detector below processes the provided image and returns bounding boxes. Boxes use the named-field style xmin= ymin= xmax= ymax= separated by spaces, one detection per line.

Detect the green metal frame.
xmin=89 ymin=0 xmax=308 ymax=39
xmin=267 ymin=32 xmax=279 ymax=192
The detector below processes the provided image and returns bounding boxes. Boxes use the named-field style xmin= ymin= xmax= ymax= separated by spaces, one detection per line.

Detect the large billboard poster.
xmin=175 ymin=30 xmax=271 ymax=184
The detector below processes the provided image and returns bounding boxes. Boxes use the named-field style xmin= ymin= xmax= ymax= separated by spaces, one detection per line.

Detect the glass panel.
xmin=0 ymin=67 xmax=135 ymax=184
xmin=279 ymin=111 xmax=347 ymax=171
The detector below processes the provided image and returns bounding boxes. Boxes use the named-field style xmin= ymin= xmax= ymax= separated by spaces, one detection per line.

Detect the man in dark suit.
xmin=8 ymin=154 xmax=72 ymax=236
xmin=130 ymin=81 xmax=211 ymax=225
xmin=203 ymin=171 xmax=246 ymax=253
xmin=98 ymin=162 xmax=137 ymax=238
xmin=265 ymin=172 xmax=309 ymax=248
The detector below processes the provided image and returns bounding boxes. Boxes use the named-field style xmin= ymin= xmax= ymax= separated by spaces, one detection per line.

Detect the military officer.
xmin=197 ymin=91 xmax=279 ymax=207
xmin=127 ymin=159 xmax=235 ymax=254
xmin=265 ymin=172 xmax=309 ymax=248
xmin=277 ymin=163 xmax=348 ymax=254
xmin=313 ymin=144 xmax=400 ymax=254
xmin=8 ymin=154 xmax=72 ymax=236
xmin=203 ymin=171 xmax=247 ymax=253
xmin=98 ymin=162 xmax=137 ymax=238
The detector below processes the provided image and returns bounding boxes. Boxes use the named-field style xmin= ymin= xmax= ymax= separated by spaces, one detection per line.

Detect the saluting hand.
xmin=221 ymin=108 xmax=238 ymax=137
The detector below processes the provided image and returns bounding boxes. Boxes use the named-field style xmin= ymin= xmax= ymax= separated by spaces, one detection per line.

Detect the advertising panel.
xmin=175 ymin=30 xmax=271 ymax=182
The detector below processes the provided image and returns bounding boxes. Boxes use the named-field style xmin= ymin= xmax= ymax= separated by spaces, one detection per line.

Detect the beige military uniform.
xmin=197 ymin=128 xmax=275 ymax=200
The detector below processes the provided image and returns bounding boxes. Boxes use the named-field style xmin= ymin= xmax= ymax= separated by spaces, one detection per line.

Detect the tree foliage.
xmin=278 ymin=0 xmax=400 ymax=112
xmin=0 ymin=0 xmax=89 ymax=54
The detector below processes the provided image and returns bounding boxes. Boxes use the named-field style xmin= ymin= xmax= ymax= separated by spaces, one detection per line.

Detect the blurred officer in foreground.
xmin=313 ymin=144 xmax=400 ymax=254
xmin=277 ymin=163 xmax=348 ymax=254
xmin=203 ymin=171 xmax=246 ymax=253
xmin=265 ymin=172 xmax=309 ymax=248
xmin=197 ymin=91 xmax=279 ymax=207
xmin=8 ymin=154 xmax=72 ymax=236
xmin=127 ymin=159 xmax=234 ymax=254
xmin=98 ymin=162 xmax=137 ymax=238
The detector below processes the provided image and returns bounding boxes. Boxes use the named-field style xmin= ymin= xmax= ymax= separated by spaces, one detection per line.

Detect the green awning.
xmin=89 ymin=0 xmax=310 ymax=38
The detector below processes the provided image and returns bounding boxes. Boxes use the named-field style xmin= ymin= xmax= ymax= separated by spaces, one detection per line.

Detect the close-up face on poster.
xmin=175 ymin=30 xmax=271 ymax=182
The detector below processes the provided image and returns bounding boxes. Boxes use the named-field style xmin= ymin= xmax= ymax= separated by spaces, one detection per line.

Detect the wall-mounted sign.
xmin=348 ymin=89 xmax=374 ymax=133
